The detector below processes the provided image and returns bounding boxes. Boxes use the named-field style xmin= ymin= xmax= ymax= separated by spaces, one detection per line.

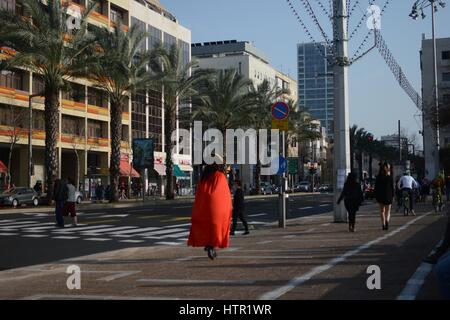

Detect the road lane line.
xmin=259 ymin=211 xmax=433 ymax=300
xmin=22 ymin=234 xmax=48 ymax=238
xmin=249 ymin=213 xmax=268 ymax=217
xmin=154 ymin=241 xmax=182 ymax=246
xmin=140 ymin=228 xmax=186 ymax=237
xmin=52 ymin=236 xmax=79 ymax=240
xmin=119 ymin=240 xmax=145 ymax=243
xmin=0 ymin=233 xmax=18 ymax=236
xmin=299 ymin=207 xmax=313 ymax=210
xmin=136 ymin=279 xmax=256 ymax=285
xmin=397 ymin=240 xmax=443 ymax=300
xmin=84 ymin=238 xmax=111 ymax=242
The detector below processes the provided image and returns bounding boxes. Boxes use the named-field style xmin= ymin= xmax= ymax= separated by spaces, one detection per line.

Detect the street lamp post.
xmin=28 ymin=94 xmax=41 ymax=188
xmin=410 ymin=0 xmax=446 ymax=178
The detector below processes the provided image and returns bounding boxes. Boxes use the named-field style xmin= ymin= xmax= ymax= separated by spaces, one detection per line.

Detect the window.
xmin=132 ymin=92 xmax=146 ymax=139
xmin=442 ymin=51 xmax=450 ymax=60
xmin=148 ymin=25 xmax=162 ymax=51
xmin=0 ymin=70 xmax=26 ymax=91
xmin=163 ymin=33 xmax=177 ymax=50
xmin=90 ymin=0 xmax=106 ymax=15
xmin=62 ymin=82 xmax=85 ymax=103
xmin=88 ymin=87 xmax=107 ymax=108
xmin=62 ymin=115 xmax=83 ymax=136
xmin=443 ymin=72 xmax=450 ymax=82
xmin=87 ymin=120 xmax=106 ymax=138
xmin=148 ymin=89 xmax=162 ymax=152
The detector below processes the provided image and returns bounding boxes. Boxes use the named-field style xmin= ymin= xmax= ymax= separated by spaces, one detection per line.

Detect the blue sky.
xmin=162 ymin=0 xmax=450 ymax=148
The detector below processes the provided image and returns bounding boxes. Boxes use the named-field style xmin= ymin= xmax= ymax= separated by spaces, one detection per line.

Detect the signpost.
xmin=132 ymin=138 xmax=154 ymax=201
xmin=272 ymin=102 xmax=289 ymax=228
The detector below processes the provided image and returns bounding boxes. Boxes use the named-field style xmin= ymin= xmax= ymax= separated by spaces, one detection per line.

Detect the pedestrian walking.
xmin=52 ymin=177 xmax=68 ymax=228
xmin=337 ymin=172 xmax=364 ymax=232
xmin=64 ymin=177 xmax=78 ymax=227
xmin=188 ymin=156 xmax=232 ymax=260
xmin=230 ymin=180 xmax=249 ymax=236
xmin=374 ymin=162 xmax=394 ymax=231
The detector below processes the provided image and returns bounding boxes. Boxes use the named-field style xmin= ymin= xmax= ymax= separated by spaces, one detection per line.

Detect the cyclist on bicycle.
xmin=397 ymin=171 xmax=418 ymax=216
xmin=432 ymin=173 xmax=445 ymax=211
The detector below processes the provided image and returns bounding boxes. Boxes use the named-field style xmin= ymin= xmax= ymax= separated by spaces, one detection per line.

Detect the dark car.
xmin=0 ymin=187 xmax=39 ymax=208
xmin=294 ymin=181 xmax=311 ymax=192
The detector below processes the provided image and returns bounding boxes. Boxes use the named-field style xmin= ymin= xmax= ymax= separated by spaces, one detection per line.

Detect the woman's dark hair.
xmin=346 ymin=172 xmax=358 ymax=186
xmin=201 ymin=164 xmax=220 ymax=181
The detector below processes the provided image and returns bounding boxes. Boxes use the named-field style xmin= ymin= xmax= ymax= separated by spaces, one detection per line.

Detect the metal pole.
xmin=431 ymin=0 xmax=440 ymax=173
xmin=333 ymin=0 xmax=350 ymax=223
xmin=28 ymin=94 xmax=40 ymax=188
xmin=279 ymin=131 xmax=287 ymax=228
xmin=398 ymin=120 xmax=402 ymax=163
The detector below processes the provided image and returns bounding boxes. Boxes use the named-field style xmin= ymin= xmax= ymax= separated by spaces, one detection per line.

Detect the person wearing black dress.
xmin=337 ymin=172 xmax=364 ymax=232
xmin=374 ymin=162 xmax=395 ymax=230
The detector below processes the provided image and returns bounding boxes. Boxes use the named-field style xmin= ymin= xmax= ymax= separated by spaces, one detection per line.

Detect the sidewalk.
xmin=0 ymin=192 xmax=321 ymax=215
xmin=0 ymin=203 xmax=445 ymax=300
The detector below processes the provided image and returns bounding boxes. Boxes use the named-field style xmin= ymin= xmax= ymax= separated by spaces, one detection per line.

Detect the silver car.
xmin=0 ymin=187 xmax=39 ymax=208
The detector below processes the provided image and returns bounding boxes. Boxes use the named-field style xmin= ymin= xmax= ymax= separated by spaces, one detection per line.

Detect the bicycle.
xmin=402 ymin=189 xmax=411 ymax=216
xmin=432 ymin=189 xmax=444 ymax=213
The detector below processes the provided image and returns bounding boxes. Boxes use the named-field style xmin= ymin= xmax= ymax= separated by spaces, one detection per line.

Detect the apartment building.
xmin=0 ymin=0 xmax=192 ymax=195
xmin=191 ymin=40 xmax=297 ymax=188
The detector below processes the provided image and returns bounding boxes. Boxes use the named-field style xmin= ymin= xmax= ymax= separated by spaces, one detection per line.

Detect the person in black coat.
xmin=230 ymin=180 xmax=249 ymax=235
xmin=338 ymin=172 xmax=364 ymax=232
xmin=374 ymin=162 xmax=395 ymax=230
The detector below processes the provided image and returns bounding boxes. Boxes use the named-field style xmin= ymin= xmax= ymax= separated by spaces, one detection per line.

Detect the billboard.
xmin=132 ymin=138 xmax=154 ymax=169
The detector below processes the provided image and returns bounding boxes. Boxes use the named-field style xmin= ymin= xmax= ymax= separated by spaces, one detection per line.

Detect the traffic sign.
xmin=278 ymin=156 xmax=287 ymax=175
xmin=272 ymin=102 xmax=290 ymax=131
xmin=272 ymin=102 xmax=289 ymax=120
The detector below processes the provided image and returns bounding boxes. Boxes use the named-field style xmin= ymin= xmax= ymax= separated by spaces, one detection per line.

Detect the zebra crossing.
xmin=0 ymin=218 xmax=192 ymax=246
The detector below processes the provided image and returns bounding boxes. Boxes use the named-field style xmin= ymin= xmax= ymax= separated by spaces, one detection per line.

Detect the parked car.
xmin=318 ymin=184 xmax=332 ymax=193
xmin=294 ymin=181 xmax=311 ymax=192
xmin=0 ymin=187 xmax=39 ymax=208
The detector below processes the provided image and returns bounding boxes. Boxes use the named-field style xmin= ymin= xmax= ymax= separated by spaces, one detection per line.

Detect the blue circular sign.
xmin=272 ymin=102 xmax=289 ymax=120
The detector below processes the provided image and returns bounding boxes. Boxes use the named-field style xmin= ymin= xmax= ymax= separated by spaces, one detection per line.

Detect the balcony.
xmin=61 ymin=133 xmax=86 ymax=145
xmin=62 ymin=98 xmax=86 ymax=113
xmin=0 ymin=125 xmax=45 ymax=140
xmin=122 ymin=111 xmax=130 ymax=121
xmin=0 ymin=86 xmax=29 ymax=102
xmin=87 ymin=136 xmax=109 ymax=147
xmin=87 ymin=104 xmax=108 ymax=116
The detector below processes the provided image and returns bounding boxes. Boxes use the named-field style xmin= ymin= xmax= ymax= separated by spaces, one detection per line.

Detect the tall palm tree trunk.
xmin=44 ymin=89 xmax=60 ymax=204
xmin=358 ymin=151 xmax=364 ymax=182
xmin=109 ymin=101 xmax=122 ymax=202
xmin=368 ymin=152 xmax=373 ymax=182
xmin=165 ymin=108 xmax=175 ymax=200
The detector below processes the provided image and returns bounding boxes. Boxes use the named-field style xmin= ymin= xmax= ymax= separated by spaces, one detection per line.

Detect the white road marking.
xmin=299 ymin=207 xmax=313 ymax=210
xmin=81 ymin=226 xmax=137 ymax=234
xmin=249 ymin=213 xmax=268 ymax=217
xmin=84 ymin=238 xmax=111 ymax=242
xmin=0 ymin=221 xmax=39 ymax=228
xmin=154 ymin=241 xmax=182 ymax=246
xmin=119 ymin=240 xmax=144 ymax=243
xmin=259 ymin=211 xmax=433 ymax=300
xmin=249 ymin=221 xmax=270 ymax=225
xmin=257 ymin=240 xmax=274 ymax=245
xmin=99 ymin=214 xmax=129 ymax=218
xmin=0 ymin=220 xmax=16 ymax=225
xmin=52 ymin=236 xmax=79 ymax=240
xmin=140 ymin=228 xmax=186 ymax=237
xmin=97 ymin=271 xmax=141 ymax=282
xmin=22 ymin=234 xmax=47 ymax=238
xmin=136 ymin=278 xmax=255 ymax=285
xmin=21 ymin=294 xmax=185 ymax=300
xmin=22 ymin=223 xmax=73 ymax=232
xmin=320 ymin=204 xmax=331 ymax=207
xmin=163 ymin=231 xmax=190 ymax=239
xmin=397 ymin=240 xmax=443 ymax=300
xmin=52 ymin=225 xmax=113 ymax=233
xmin=0 ymin=232 xmax=18 ymax=236
xmin=110 ymin=226 xmax=159 ymax=235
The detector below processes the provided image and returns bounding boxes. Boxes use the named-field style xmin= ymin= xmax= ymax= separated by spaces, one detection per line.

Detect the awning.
xmin=120 ymin=160 xmax=140 ymax=178
xmin=153 ymin=163 xmax=166 ymax=176
xmin=173 ymin=164 xmax=186 ymax=178
xmin=0 ymin=160 xmax=7 ymax=174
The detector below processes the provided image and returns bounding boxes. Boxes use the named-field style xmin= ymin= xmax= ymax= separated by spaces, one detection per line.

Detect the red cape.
xmin=188 ymin=171 xmax=232 ymax=248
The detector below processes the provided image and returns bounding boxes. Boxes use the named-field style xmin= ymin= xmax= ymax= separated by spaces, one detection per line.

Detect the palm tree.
xmin=247 ymin=79 xmax=287 ymax=194
xmin=89 ymin=24 xmax=153 ymax=202
xmin=288 ymin=103 xmax=322 ymax=181
xmin=349 ymin=125 xmax=368 ymax=179
xmin=0 ymin=0 xmax=96 ymax=203
xmin=149 ymin=44 xmax=211 ymax=200
xmin=190 ymin=69 xmax=255 ymax=168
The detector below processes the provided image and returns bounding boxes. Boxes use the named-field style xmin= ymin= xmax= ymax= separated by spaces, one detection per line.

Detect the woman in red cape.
xmin=188 ymin=163 xmax=232 ymax=260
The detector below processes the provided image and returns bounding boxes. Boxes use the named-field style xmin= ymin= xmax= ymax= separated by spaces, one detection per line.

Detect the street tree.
xmin=0 ymin=0 xmax=97 ymax=203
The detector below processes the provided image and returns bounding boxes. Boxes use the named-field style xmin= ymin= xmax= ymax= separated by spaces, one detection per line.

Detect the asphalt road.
xmin=0 ymin=193 xmax=334 ymax=271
